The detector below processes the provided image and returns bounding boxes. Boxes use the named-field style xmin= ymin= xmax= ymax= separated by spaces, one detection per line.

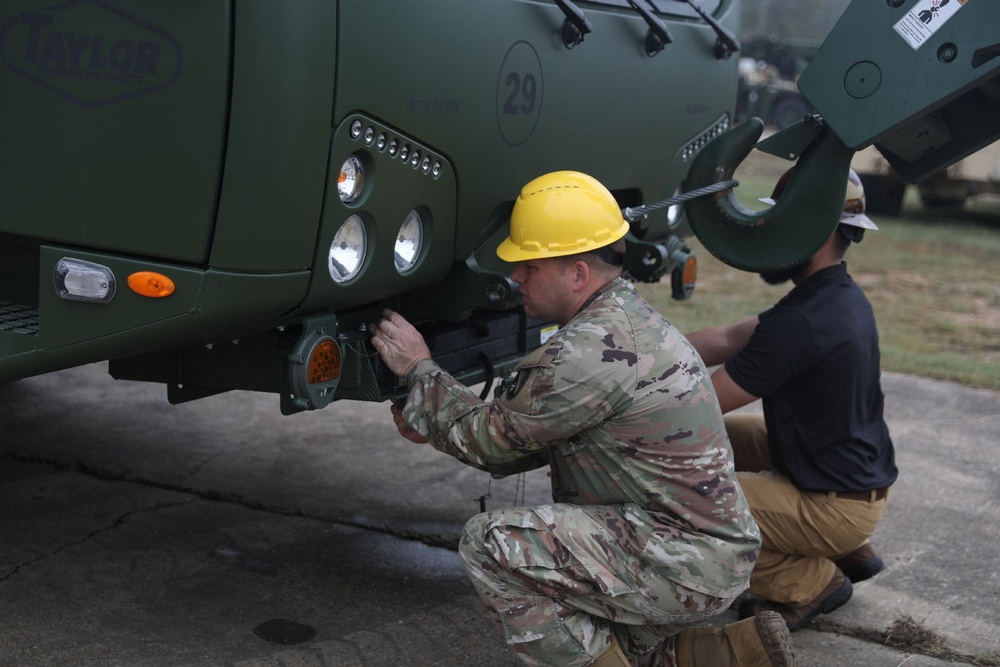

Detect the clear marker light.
xmin=53 ymin=258 xmax=116 ymax=303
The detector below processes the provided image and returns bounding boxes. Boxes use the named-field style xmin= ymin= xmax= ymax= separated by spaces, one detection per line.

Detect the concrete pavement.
xmin=0 ymin=365 xmax=998 ymax=666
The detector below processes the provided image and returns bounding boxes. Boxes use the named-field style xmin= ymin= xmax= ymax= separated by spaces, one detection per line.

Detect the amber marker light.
xmin=127 ymin=271 xmax=176 ymax=298
xmin=683 ymin=255 xmax=698 ymax=287
xmin=307 ymin=338 xmax=341 ymax=384
xmin=671 ymin=255 xmax=697 ymax=301
xmin=286 ymin=328 xmax=343 ymax=412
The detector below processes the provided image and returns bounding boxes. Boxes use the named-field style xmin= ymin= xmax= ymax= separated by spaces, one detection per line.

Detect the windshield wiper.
xmin=553 ymin=0 xmax=593 ymax=49
xmin=626 ymin=0 xmax=673 ymax=57
xmin=669 ymin=0 xmax=739 ymax=59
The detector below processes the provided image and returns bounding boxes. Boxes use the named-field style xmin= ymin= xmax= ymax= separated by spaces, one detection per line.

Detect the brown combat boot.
xmin=834 ymin=542 xmax=885 ymax=583
xmin=591 ymin=633 xmax=630 ymax=667
xmin=739 ymin=569 xmax=853 ymax=632
xmin=676 ymin=611 xmax=795 ymax=667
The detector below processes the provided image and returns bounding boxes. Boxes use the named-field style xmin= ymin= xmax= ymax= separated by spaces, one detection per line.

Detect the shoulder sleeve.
xmin=493 ymin=326 xmax=634 ymax=447
xmin=724 ymin=306 xmax=820 ymax=398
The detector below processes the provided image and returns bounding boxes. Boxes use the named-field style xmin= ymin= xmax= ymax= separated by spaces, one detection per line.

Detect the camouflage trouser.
xmin=458 ymin=504 xmax=734 ymax=667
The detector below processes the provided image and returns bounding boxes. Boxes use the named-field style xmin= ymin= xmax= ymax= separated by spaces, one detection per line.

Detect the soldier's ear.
xmin=571 ymin=259 xmax=591 ymax=291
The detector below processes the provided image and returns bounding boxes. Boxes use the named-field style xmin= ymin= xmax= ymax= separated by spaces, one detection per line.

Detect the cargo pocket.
xmin=483 ymin=504 xmax=643 ymax=597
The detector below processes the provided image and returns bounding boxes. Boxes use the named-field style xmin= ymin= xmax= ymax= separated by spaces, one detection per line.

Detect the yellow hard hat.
xmin=496 ymin=171 xmax=630 ymax=263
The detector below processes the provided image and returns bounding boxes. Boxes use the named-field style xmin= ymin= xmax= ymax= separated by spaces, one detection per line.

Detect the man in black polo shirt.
xmin=686 ymin=168 xmax=898 ymax=631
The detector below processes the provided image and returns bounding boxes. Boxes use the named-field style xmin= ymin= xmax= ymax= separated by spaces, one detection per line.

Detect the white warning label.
xmin=893 ymin=0 xmax=968 ymax=50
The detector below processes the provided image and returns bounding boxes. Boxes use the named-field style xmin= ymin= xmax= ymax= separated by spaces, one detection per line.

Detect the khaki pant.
xmin=726 ymin=414 xmax=890 ymax=605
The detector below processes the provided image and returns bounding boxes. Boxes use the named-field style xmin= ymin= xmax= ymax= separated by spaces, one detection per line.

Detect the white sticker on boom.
xmin=893 ymin=0 xmax=968 ymax=50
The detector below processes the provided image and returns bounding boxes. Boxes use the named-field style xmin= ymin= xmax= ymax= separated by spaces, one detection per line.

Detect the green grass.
xmin=636 ymin=151 xmax=1000 ymax=391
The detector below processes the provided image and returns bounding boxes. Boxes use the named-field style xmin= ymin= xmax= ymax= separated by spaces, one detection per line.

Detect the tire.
xmin=920 ymin=195 xmax=967 ymax=210
xmin=769 ymin=95 xmax=812 ymax=130
xmin=917 ymin=175 xmax=970 ymax=210
xmin=859 ymin=173 xmax=906 ymax=217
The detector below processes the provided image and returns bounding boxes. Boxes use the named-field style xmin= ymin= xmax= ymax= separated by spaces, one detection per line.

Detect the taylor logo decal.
xmin=0 ymin=0 xmax=182 ymax=109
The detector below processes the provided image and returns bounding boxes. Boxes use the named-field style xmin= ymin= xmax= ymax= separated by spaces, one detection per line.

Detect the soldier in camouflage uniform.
xmin=371 ymin=171 xmax=795 ymax=667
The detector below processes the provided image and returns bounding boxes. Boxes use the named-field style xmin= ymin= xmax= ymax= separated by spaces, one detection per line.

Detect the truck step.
xmin=0 ymin=302 xmax=39 ymax=336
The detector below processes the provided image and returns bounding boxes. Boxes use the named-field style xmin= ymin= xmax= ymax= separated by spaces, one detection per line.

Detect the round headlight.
xmin=329 ymin=215 xmax=367 ymax=283
xmin=337 ymin=156 xmax=365 ymax=203
xmin=394 ymin=209 xmax=424 ymax=274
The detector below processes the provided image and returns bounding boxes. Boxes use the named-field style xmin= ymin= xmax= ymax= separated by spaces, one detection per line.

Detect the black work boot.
xmin=738 ymin=569 xmax=853 ymax=632
xmin=675 ymin=610 xmax=795 ymax=667
xmin=834 ymin=543 xmax=885 ymax=583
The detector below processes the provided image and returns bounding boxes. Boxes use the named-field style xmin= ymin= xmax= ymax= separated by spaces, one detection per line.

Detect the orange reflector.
xmin=683 ymin=256 xmax=698 ymax=287
xmin=307 ymin=339 xmax=341 ymax=384
xmin=127 ymin=271 xmax=176 ymax=298
xmin=671 ymin=255 xmax=698 ymax=301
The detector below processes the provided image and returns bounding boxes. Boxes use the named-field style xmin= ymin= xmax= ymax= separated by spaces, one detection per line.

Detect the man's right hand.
xmin=371 ymin=309 xmax=431 ymax=377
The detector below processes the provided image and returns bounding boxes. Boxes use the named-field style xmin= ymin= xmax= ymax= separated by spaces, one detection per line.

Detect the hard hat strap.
xmin=592 ymin=245 xmax=625 ymax=266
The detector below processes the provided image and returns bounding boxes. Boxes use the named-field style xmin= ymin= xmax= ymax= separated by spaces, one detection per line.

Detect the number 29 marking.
xmin=496 ymin=40 xmax=543 ymax=147
xmin=503 ymin=72 xmax=537 ymax=115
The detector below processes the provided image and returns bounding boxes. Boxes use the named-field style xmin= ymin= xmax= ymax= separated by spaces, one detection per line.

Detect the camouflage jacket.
xmin=402 ymin=277 xmax=760 ymax=598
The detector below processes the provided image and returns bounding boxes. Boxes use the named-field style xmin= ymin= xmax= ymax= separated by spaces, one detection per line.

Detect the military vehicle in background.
xmin=683 ymin=0 xmax=1000 ymax=275
xmin=852 ymin=140 xmax=1000 ymax=216
xmin=735 ymin=36 xmax=819 ymax=130
xmin=730 ymin=7 xmax=1000 ymax=219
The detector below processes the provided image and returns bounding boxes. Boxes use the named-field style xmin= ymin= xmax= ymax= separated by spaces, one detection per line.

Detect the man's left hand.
xmin=371 ymin=309 xmax=431 ymax=377
xmin=390 ymin=402 xmax=428 ymax=444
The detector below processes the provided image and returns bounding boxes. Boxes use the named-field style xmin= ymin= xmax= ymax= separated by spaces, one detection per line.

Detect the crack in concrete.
xmin=0 ymin=494 xmax=196 ymax=583
xmin=808 ymin=616 xmax=999 ymax=666
xmin=186 ymin=449 xmax=226 ymax=479
xmin=8 ymin=456 xmax=998 ymax=665
xmin=3 ymin=452 xmax=462 ymax=552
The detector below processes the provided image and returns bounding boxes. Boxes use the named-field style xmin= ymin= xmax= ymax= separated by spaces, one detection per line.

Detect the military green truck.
xmin=3 ymin=0 xmax=998 ymax=416
xmin=853 ymin=140 xmax=1000 ymax=216
xmin=734 ymin=35 xmax=821 ymax=130
xmin=735 ymin=56 xmax=811 ymax=131
xmin=0 ymin=0 xmax=739 ymax=412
